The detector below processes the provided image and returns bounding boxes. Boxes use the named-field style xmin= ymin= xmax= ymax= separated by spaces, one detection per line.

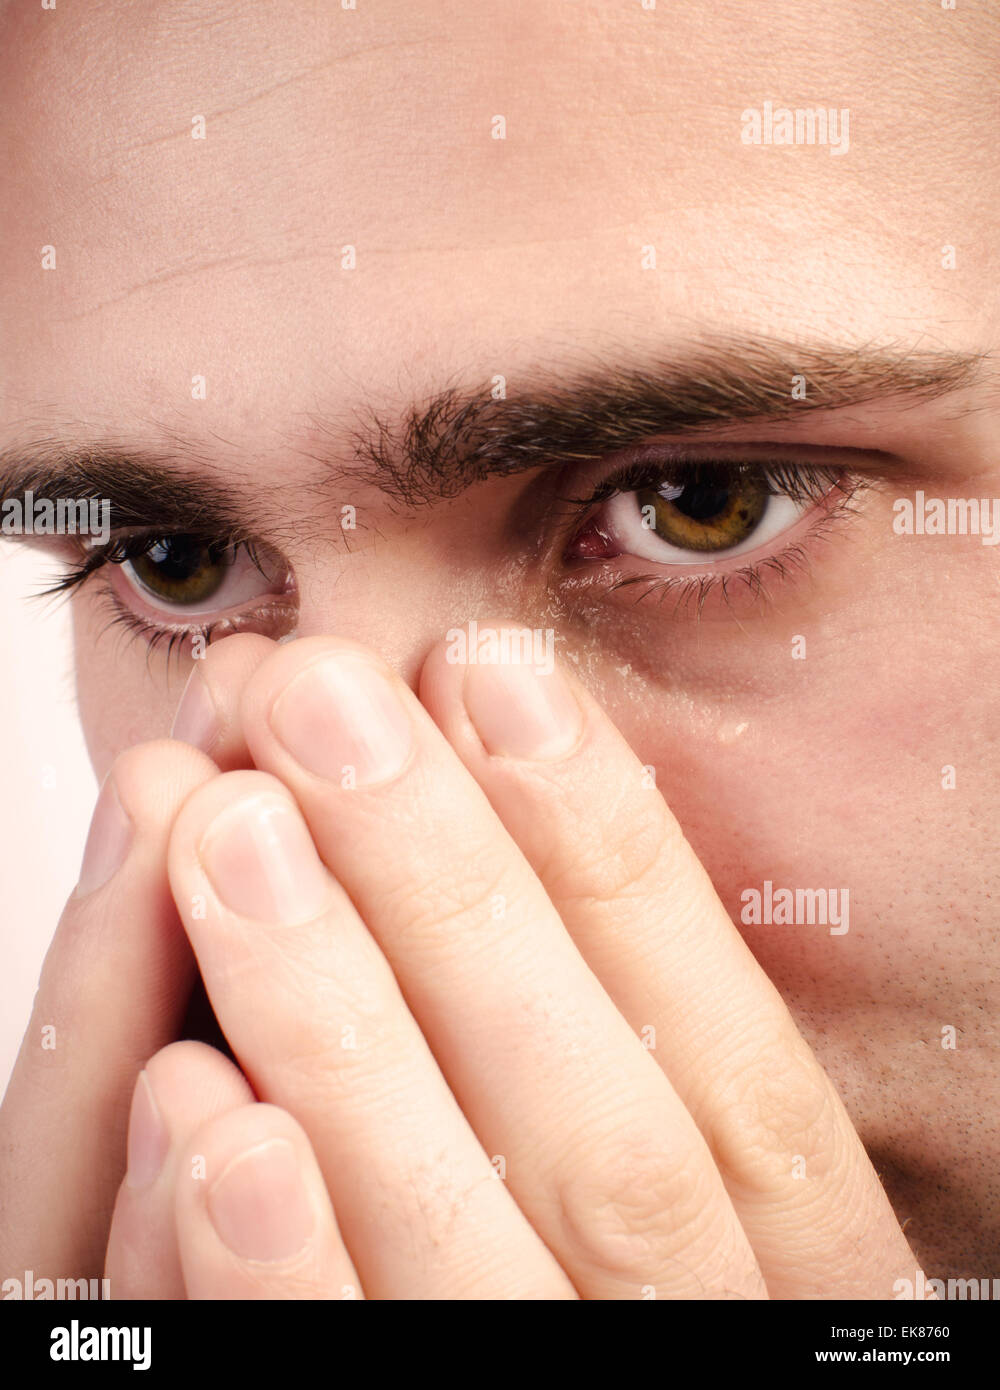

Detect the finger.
xmin=0 ymin=740 xmax=217 ymax=1283
xmin=235 ymin=636 xmax=766 ymax=1300
xmin=176 ymin=1103 xmax=361 ymax=1300
xmin=167 ymin=770 xmax=574 ymax=1299
xmin=105 ymin=1041 xmax=254 ymax=1299
xmin=170 ymin=633 xmax=277 ymax=770
xmin=419 ymin=621 xmax=920 ymax=1298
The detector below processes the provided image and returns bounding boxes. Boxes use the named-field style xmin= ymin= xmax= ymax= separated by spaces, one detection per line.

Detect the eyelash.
xmin=559 ymin=458 xmax=865 ymax=617
xmin=568 ymin=457 xmax=845 ymax=509
xmin=40 ymin=458 xmax=865 ymax=653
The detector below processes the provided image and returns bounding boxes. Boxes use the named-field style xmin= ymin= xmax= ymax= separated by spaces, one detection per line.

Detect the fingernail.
xmin=199 ymin=796 xmax=331 ymax=924
xmin=463 ymin=656 xmax=583 ymax=760
xmin=269 ymin=654 xmax=412 ymax=786
xmin=75 ymin=776 xmax=133 ymax=897
xmin=207 ymin=1139 xmax=314 ymax=1262
xmin=170 ymin=669 xmax=218 ymax=752
xmin=126 ymin=1071 xmax=169 ymax=1190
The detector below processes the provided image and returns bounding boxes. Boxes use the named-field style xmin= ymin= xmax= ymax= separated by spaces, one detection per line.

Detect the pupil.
xmin=149 ymin=536 xmax=211 ymax=580
xmin=672 ymin=480 xmax=731 ymax=522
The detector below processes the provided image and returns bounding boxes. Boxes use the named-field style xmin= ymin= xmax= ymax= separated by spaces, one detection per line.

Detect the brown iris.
xmin=131 ymin=536 xmax=230 ymax=604
xmin=636 ymin=468 xmax=768 ymax=552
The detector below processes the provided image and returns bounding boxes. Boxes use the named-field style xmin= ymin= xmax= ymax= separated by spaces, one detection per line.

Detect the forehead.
xmin=1 ymin=0 xmax=996 ymax=446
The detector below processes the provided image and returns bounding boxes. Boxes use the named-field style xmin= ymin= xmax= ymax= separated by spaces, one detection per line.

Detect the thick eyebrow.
xmin=0 ymin=441 xmax=260 ymax=539
xmin=0 ymin=337 xmax=985 ymax=530
xmin=344 ymin=338 xmax=985 ymax=506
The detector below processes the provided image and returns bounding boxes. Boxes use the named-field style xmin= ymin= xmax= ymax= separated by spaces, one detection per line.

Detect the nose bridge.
xmin=293 ymin=539 xmax=539 ymax=691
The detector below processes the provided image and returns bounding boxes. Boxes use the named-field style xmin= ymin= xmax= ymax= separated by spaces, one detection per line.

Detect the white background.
xmin=0 ymin=543 xmax=97 ymax=1098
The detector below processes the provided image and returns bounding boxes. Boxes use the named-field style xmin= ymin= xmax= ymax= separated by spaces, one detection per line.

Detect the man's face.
xmin=2 ymin=0 xmax=997 ymax=1273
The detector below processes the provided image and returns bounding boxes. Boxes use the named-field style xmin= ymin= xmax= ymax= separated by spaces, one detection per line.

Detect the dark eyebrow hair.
xmin=320 ymin=336 xmax=987 ymax=506
xmin=0 ymin=440 xmax=258 ymax=537
xmin=0 ymin=336 xmax=986 ymax=530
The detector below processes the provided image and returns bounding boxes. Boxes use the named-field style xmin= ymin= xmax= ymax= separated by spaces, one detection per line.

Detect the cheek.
xmin=72 ymin=603 xmax=187 ymax=778
xmin=584 ymin=609 xmax=993 ymax=1009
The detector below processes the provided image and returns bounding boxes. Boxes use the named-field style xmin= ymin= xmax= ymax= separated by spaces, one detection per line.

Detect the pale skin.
xmin=4 ymin=629 xmax=929 ymax=1298
xmin=1 ymin=0 xmax=998 ymax=1295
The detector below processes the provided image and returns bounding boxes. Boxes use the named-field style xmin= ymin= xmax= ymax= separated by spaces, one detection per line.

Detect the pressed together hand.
xmin=0 ymin=626 xmax=924 ymax=1299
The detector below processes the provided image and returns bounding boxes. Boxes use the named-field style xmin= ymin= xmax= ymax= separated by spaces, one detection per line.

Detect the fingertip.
xmin=170 ymin=633 xmax=277 ymax=769
xmin=420 ymin=618 xmax=587 ymax=763
xmin=165 ymin=767 xmax=300 ymax=885
xmin=175 ymin=1103 xmax=359 ymax=1299
xmin=109 ymin=738 xmax=220 ymax=825
xmin=144 ymin=1039 xmax=254 ymax=1114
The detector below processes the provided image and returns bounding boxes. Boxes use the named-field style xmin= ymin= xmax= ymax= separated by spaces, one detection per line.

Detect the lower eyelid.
xmin=99 ymin=580 xmax=299 ymax=653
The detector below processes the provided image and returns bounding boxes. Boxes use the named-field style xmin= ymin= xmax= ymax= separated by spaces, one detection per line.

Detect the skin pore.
xmin=1 ymin=0 xmax=998 ymax=1282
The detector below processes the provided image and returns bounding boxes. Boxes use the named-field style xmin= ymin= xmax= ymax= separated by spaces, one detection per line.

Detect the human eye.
xmin=41 ymin=530 xmax=297 ymax=658
xmin=560 ymin=449 xmax=864 ymax=614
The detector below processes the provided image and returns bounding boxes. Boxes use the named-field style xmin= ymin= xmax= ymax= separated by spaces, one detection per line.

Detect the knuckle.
xmin=555 ymin=1126 xmax=712 ymax=1281
xmin=709 ymin=1032 xmax=843 ymax=1189
xmin=379 ymin=852 xmax=519 ymax=945
xmin=262 ymin=945 xmax=412 ymax=1100
xmin=545 ymin=791 xmax=681 ymax=911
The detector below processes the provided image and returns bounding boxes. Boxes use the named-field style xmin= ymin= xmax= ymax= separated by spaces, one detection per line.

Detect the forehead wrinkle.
xmin=12 ymin=1 xmax=994 ymax=329
xmin=112 ymin=36 xmax=451 ymax=163
xmin=54 ymin=248 xmax=348 ymax=328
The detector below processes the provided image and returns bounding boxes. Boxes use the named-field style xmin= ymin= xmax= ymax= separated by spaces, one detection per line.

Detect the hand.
xmin=0 ymin=738 xmax=215 ymax=1286
xmin=0 ymin=639 xmax=271 ymax=1289
xmin=94 ymin=627 xmax=927 ymax=1296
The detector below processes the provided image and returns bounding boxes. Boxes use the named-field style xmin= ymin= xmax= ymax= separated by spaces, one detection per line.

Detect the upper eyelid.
xmin=560 ymin=456 xmax=850 ymax=509
xmin=564 ymin=437 xmax=904 ymax=486
xmin=35 ymin=530 xmax=272 ymax=601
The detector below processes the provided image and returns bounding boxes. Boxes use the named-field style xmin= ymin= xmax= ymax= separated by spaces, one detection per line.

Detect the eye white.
xmin=601 ymin=488 xmax=808 ymax=566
